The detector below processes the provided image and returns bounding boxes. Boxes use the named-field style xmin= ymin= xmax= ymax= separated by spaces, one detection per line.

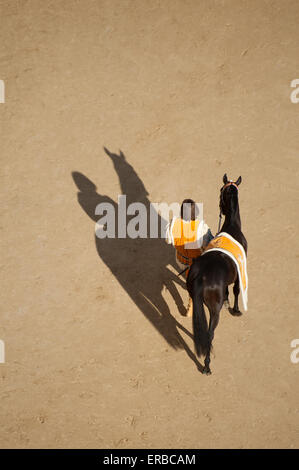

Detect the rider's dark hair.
xmin=180 ymin=199 xmax=199 ymax=221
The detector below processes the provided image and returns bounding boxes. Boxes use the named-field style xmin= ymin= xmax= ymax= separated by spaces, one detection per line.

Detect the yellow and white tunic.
xmin=166 ymin=217 xmax=213 ymax=273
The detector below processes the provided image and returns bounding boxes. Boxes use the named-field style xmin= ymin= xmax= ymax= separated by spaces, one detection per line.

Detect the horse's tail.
xmin=192 ymin=282 xmax=208 ymax=358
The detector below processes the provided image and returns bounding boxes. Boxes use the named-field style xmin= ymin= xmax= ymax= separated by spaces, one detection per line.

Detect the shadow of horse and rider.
xmin=72 ymin=148 xmax=203 ymax=370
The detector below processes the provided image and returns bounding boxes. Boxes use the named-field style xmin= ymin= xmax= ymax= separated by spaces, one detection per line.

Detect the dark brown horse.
xmin=187 ymin=174 xmax=248 ymax=374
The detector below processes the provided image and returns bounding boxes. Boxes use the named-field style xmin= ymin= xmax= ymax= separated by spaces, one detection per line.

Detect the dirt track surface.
xmin=1 ymin=0 xmax=299 ymax=448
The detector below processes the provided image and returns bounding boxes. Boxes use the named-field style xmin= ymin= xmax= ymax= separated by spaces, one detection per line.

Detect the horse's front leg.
xmin=230 ymin=278 xmax=242 ymax=316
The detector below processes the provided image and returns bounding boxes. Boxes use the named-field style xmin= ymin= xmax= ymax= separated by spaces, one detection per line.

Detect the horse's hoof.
xmin=203 ymin=368 xmax=212 ymax=375
xmin=224 ymin=300 xmax=230 ymax=309
xmin=229 ymin=308 xmax=242 ymax=317
xmin=233 ymin=309 xmax=242 ymax=316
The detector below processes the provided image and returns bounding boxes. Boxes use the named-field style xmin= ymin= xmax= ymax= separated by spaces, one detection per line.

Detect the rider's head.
xmin=181 ymin=199 xmax=199 ymax=221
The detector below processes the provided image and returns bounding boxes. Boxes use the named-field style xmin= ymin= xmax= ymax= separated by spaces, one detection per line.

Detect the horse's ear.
xmin=223 ymin=174 xmax=228 ymax=184
xmin=236 ymin=176 xmax=242 ymax=186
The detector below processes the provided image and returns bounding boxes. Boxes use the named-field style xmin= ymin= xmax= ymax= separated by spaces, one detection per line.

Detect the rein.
xmin=217 ymin=212 xmax=223 ymax=234
xmin=178 ymin=266 xmax=189 ymax=276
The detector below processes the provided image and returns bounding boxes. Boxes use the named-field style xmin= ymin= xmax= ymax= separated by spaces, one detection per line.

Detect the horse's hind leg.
xmin=230 ymin=278 xmax=242 ymax=316
xmin=224 ymin=286 xmax=230 ymax=309
xmin=203 ymin=305 xmax=221 ymax=375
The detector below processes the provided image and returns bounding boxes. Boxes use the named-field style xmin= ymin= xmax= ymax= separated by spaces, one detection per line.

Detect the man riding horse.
xmin=166 ymin=199 xmax=214 ymax=316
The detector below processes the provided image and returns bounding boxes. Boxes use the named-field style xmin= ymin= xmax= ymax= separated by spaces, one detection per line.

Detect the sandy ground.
xmin=1 ymin=0 xmax=299 ymax=449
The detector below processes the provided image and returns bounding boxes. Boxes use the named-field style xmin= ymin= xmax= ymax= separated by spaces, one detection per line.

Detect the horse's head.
xmin=219 ymin=174 xmax=242 ymax=216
